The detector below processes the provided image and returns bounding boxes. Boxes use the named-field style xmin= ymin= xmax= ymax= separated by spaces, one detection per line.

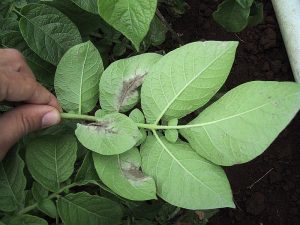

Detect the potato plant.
xmin=0 ymin=1 xmax=299 ymax=225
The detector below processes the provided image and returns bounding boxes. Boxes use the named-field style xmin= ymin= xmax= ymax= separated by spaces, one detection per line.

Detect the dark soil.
xmin=170 ymin=0 xmax=300 ymax=225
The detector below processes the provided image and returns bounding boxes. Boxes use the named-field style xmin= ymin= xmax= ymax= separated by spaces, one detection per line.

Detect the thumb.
xmin=0 ymin=104 xmax=61 ymax=160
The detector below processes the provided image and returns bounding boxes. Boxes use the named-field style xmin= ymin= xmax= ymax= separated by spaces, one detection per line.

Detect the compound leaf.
xmin=0 ymin=149 xmax=26 ymax=212
xmin=98 ymin=0 xmax=157 ymax=50
xmin=26 ymin=135 xmax=77 ymax=192
xmin=141 ymin=135 xmax=234 ymax=209
xmin=57 ymin=192 xmax=123 ymax=225
xmin=180 ymin=81 xmax=300 ymax=166
xmin=71 ymin=0 xmax=98 ymax=14
xmin=75 ymin=113 xmax=142 ymax=155
xmin=55 ymin=41 xmax=103 ymax=114
xmin=93 ymin=148 xmax=157 ymax=201
xmin=100 ymin=53 xmax=161 ymax=113
xmin=19 ymin=3 xmax=82 ymax=65
xmin=141 ymin=41 xmax=238 ymax=124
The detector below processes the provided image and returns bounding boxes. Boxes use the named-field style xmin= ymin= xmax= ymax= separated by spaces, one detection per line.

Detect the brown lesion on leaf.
xmin=88 ymin=120 xmax=118 ymax=134
xmin=117 ymin=71 xmax=147 ymax=110
xmin=121 ymin=161 xmax=149 ymax=182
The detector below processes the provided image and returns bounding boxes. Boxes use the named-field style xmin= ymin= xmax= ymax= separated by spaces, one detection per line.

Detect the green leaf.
xmin=0 ymin=222 xmax=6 ymax=225
xmin=145 ymin=15 xmax=167 ymax=47
xmin=93 ymin=148 xmax=157 ymax=201
xmin=32 ymin=182 xmax=48 ymax=201
xmin=75 ymin=113 xmax=142 ymax=155
xmin=19 ymin=3 xmax=82 ymax=65
xmin=100 ymin=53 xmax=161 ymax=113
xmin=165 ymin=118 xmax=178 ymax=143
xmin=141 ymin=135 xmax=234 ymax=209
xmin=95 ymin=109 xmax=109 ymax=118
xmin=141 ymin=41 xmax=238 ymax=124
xmin=7 ymin=214 xmax=48 ymax=225
xmin=55 ymin=41 xmax=103 ymax=114
xmin=0 ymin=18 xmax=18 ymax=35
xmin=0 ymin=149 xmax=26 ymax=212
xmin=32 ymin=182 xmax=57 ymax=218
xmin=75 ymin=152 xmax=99 ymax=182
xmin=70 ymin=0 xmax=98 ymax=14
xmin=235 ymin=0 xmax=254 ymax=8
xmin=26 ymin=135 xmax=77 ymax=192
xmin=0 ymin=31 xmax=55 ymax=87
xmin=98 ymin=0 xmax=157 ymax=50
xmin=57 ymin=192 xmax=123 ymax=225
xmin=213 ymin=0 xmax=250 ymax=32
xmin=180 ymin=81 xmax=300 ymax=166
xmin=248 ymin=2 xmax=264 ymax=27
xmin=45 ymin=0 xmax=103 ymax=37
xmin=129 ymin=109 xmax=147 ymax=146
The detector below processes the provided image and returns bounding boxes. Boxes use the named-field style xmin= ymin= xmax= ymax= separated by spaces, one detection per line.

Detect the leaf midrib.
xmin=154 ymin=43 xmax=236 ymax=124
xmin=62 ymin=197 xmax=112 ymax=220
xmin=181 ymin=91 xmax=300 ymax=129
xmin=152 ymin=132 xmax=226 ymax=204
xmin=78 ymin=43 xmax=90 ymax=114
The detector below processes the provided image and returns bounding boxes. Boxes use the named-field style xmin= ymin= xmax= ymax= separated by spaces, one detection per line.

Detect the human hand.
xmin=0 ymin=49 xmax=62 ymax=160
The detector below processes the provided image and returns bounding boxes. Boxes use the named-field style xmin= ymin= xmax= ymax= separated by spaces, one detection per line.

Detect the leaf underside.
xmin=180 ymin=81 xmax=300 ymax=166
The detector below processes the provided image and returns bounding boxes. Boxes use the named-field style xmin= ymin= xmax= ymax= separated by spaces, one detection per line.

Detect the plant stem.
xmin=60 ymin=112 xmax=203 ymax=130
xmin=18 ymin=183 xmax=78 ymax=215
xmin=60 ymin=112 xmax=99 ymax=122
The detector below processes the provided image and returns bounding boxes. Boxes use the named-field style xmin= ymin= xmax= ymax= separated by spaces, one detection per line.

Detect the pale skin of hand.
xmin=0 ymin=49 xmax=62 ymax=160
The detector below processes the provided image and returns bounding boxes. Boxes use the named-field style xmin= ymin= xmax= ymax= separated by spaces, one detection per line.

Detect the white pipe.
xmin=271 ymin=0 xmax=300 ymax=83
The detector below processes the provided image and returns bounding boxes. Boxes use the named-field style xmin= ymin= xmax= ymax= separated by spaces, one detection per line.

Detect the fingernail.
xmin=42 ymin=110 xmax=60 ymax=128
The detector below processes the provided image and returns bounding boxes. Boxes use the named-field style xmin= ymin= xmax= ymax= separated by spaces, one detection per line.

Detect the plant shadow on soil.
xmin=166 ymin=0 xmax=300 ymax=224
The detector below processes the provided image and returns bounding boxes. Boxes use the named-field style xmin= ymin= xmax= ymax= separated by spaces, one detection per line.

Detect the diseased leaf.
xmin=180 ymin=81 xmax=300 ymax=166
xmin=0 ymin=148 xmax=26 ymax=212
xmin=75 ymin=152 xmax=99 ymax=182
xmin=26 ymin=135 xmax=77 ymax=192
xmin=165 ymin=119 xmax=178 ymax=143
xmin=93 ymin=148 xmax=157 ymax=201
xmin=0 ymin=31 xmax=55 ymax=87
xmin=141 ymin=135 xmax=234 ymax=209
xmin=100 ymin=53 xmax=161 ymax=112
xmin=19 ymin=3 xmax=82 ymax=65
xmin=7 ymin=214 xmax=48 ymax=225
xmin=57 ymin=192 xmax=123 ymax=225
xmin=71 ymin=0 xmax=98 ymax=14
xmin=75 ymin=113 xmax=142 ymax=155
xmin=98 ymin=0 xmax=157 ymax=50
xmin=55 ymin=41 xmax=103 ymax=114
xmin=213 ymin=0 xmax=250 ymax=32
xmin=141 ymin=41 xmax=238 ymax=124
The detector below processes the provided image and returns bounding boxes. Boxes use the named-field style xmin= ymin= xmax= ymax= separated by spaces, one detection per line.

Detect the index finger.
xmin=0 ymin=69 xmax=62 ymax=111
